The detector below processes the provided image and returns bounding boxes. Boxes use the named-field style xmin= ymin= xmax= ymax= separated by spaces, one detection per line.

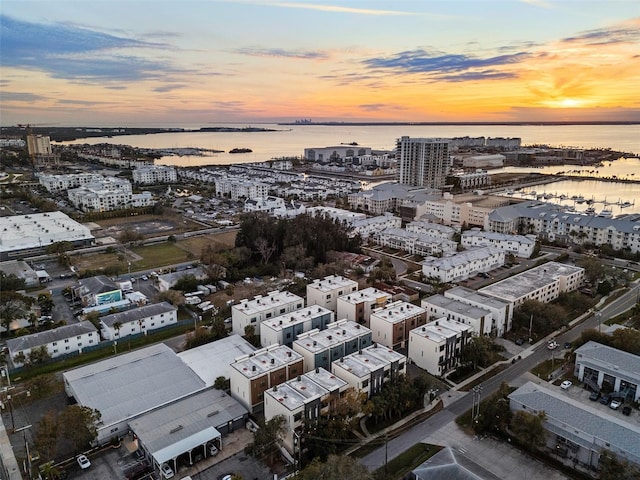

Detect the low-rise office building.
xmin=337 ymin=287 xmax=391 ymax=328
xmin=264 ymin=367 xmax=348 ymax=454
xmin=229 ymin=345 xmax=304 ymax=413
xmin=292 ymin=320 xmax=373 ymax=372
xmin=100 ymin=302 xmax=178 ymax=340
xmin=421 ymin=247 xmax=505 ymax=283
xmin=331 ymin=344 xmax=406 ymax=398
xmin=408 ymin=318 xmax=472 ymax=376
xmin=306 ymin=275 xmax=359 ymax=312
xmin=509 ymin=382 xmax=640 ymax=470
xmin=369 ymin=301 xmax=427 ymax=349
xmin=260 ymin=305 xmax=334 ymax=348
xmin=574 ymin=341 xmax=640 ymax=402
xmin=479 ymin=261 xmax=584 ymax=307
xmin=231 ymin=291 xmax=305 ymax=336
xmin=7 ymin=321 xmax=98 ymax=368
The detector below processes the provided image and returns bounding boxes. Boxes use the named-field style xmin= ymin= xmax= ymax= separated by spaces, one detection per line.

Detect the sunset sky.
xmin=1 ymin=0 xmax=639 ymax=125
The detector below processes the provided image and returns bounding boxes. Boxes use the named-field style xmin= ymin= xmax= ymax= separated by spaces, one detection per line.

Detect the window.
xmin=362 ymin=379 xmax=369 ymax=388
xmin=266 ymin=313 xmax=272 ymax=319
xmin=326 ymin=294 xmax=331 ymax=299
xmin=280 ymin=308 xmax=286 ymax=314
xmin=294 ymin=412 xmax=302 ymax=421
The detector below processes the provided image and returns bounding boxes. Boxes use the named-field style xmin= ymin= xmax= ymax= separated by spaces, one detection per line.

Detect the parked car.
xmin=563 ymin=342 xmax=572 ymax=349
xmin=622 ymin=405 xmax=632 ymax=416
xmin=600 ymin=394 xmax=612 ymax=405
xmin=547 ymin=341 xmax=558 ymax=350
xmin=76 ymin=455 xmax=91 ymax=470
xmin=246 ymin=420 xmax=259 ymax=433
xmin=208 ymin=443 xmax=219 ymax=456
xmin=160 ymin=464 xmax=175 ymax=479
xmin=609 ymin=399 xmax=622 ymax=410
xmin=589 ymin=391 xmax=601 ymax=401
xmin=560 ymin=380 xmax=572 ymax=390
xmin=515 ymin=338 xmax=525 ymax=346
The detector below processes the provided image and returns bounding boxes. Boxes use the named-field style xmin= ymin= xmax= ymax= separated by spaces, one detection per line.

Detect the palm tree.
xmin=113 ymin=321 xmax=122 ymax=338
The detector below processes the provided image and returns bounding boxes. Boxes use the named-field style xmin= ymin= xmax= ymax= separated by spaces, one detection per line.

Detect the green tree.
xmin=598 ymin=450 xmax=640 ymax=480
xmin=28 ymin=345 xmax=51 ymax=365
xmin=59 ymin=405 xmax=101 ymax=451
xmin=38 ymin=293 xmax=55 ymax=317
xmin=34 ymin=410 xmax=59 ymax=461
xmin=172 ymin=274 xmax=199 ymax=292
xmin=0 ymin=272 xmax=26 ymax=291
xmin=214 ymin=376 xmax=230 ymax=391
xmin=0 ymin=291 xmax=33 ymax=336
xmin=509 ymin=410 xmax=547 ymax=450
xmin=246 ymin=414 xmax=287 ymax=464
xmin=296 ymin=454 xmax=373 ymax=480
xmin=461 ymin=334 xmax=495 ymax=370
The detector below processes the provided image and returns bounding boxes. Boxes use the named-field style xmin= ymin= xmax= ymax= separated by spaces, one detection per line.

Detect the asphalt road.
xmin=361 ymin=282 xmax=640 ymax=470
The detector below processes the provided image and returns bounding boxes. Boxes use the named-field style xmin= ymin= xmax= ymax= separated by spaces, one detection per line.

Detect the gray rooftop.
xmin=63 ymin=343 xmax=206 ymax=429
xmin=413 ymin=447 xmax=498 ymax=480
xmin=575 ymin=341 xmax=640 ymax=381
xmin=479 ymin=261 xmax=583 ymax=302
xmin=78 ymin=275 xmax=118 ymax=294
xmin=6 ymin=321 xmax=97 ymax=353
xmin=422 ymin=246 xmax=502 ymax=270
xmin=129 ymin=388 xmax=247 ymax=464
xmin=178 ymin=334 xmax=256 ymax=386
xmin=444 ymin=286 xmax=511 ymax=310
xmin=100 ymin=302 xmax=177 ymax=328
xmin=509 ymin=382 xmax=640 ymax=463
xmin=422 ymin=294 xmax=491 ymax=320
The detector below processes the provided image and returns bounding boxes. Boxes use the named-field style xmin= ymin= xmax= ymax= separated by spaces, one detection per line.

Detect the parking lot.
xmin=554 ymin=380 xmax=640 ymax=424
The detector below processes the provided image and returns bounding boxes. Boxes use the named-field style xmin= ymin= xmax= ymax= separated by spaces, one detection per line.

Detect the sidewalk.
xmin=0 ymin=414 xmax=22 ymax=480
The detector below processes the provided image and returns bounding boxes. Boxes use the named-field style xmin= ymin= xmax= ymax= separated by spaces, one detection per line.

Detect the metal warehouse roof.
xmin=63 ymin=343 xmax=206 ymax=429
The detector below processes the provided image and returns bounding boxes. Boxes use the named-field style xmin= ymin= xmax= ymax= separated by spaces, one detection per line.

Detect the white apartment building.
xmin=479 ymin=261 xmax=584 ymax=307
xmin=417 ymin=193 xmax=494 ymax=227
xmin=292 ymin=320 xmax=373 ymax=372
xmin=421 ymin=294 xmax=495 ymax=336
xmin=443 ymin=286 xmax=513 ymax=336
xmin=306 ymin=275 xmax=359 ymax=312
xmin=229 ymin=345 xmax=304 ymax=412
xmin=351 ymin=214 xmax=402 ymax=239
xmin=369 ymin=301 xmax=427 ymax=349
xmin=462 ymin=155 xmax=505 ymax=169
xmin=26 ymin=134 xmax=52 ymax=156
xmin=231 ymin=291 xmax=305 ymax=336
xmin=396 ymin=137 xmax=451 ymax=188
xmin=486 ymin=200 xmax=640 ymax=254
xmin=421 ymin=246 xmax=505 ymax=283
xmin=375 ymin=228 xmax=458 ymax=257
xmin=244 ymin=196 xmax=286 ymax=214
xmin=38 ymin=173 xmax=104 ymax=192
xmin=405 ymin=221 xmax=457 ymax=240
xmin=408 ymin=318 xmax=472 ymax=376
xmin=264 ymin=367 xmax=348 ymax=454
xmin=7 ymin=321 xmax=98 ymax=367
xmin=214 ymin=178 xmax=269 ymax=201
xmin=260 ymin=305 xmax=334 ymax=348
xmin=306 ymin=206 xmax=367 ymax=224
xmin=337 ymin=287 xmax=391 ymax=327
xmin=132 ymin=165 xmax=177 ymax=184
xmin=67 ymin=177 xmax=153 ymax=212
xmin=100 ymin=302 xmax=178 ymax=340
xmin=461 ymin=229 xmax=536 ymax=258
xmin=331 ymin=344 xmax=406 ymax=399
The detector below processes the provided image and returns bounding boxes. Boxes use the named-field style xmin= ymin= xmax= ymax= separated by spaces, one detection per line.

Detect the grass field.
xmin=179 ymin=232 xmax=237 ymax=256
xmin=130 ymin=243 xmax=191 ymax=269
xmin=376 ymin=443 xmax=441 ymax=479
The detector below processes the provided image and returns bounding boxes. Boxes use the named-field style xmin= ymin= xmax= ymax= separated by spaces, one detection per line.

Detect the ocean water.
xmin=61 ymin=123 xmax=640 ymax=167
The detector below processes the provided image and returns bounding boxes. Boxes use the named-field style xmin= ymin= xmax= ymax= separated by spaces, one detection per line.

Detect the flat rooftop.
xmin=410 ymin=318 xmax=472 ymax=343
xmin=63 ymin=343 xmax=206 ymax=429
xmin=230 ymin=345 xmax=302 ymax=379
xmin=307 ymin=275 xmax=358 ymax=293
xmin=479 ymin=261 xmax=583 ymax=302
xmin=371 ymin=301 xmax=426 ymax=324
xmin=338 ymin=287 xmax=389 ymax=305
xmin=294 ymin=320 xmax=370 ymax=354
xmin=261 ymin=305 xmax=333 ymax=332
xmin=422 ymin=246 xmax=502 ymax=270
xmin=233 ymin=291 xmax=304 ymax=316
xmin=0 ymin=211 xmax=94 ymax=252
xmin=304 ymin=367 xmax=348 ymax=392
xmin=445 ymin=286 xmax=510 ymax=310
xmin=178 ymin=334 xmax=256 ymax=386
xmin=422 ymin=294 xmax=491 ymax=320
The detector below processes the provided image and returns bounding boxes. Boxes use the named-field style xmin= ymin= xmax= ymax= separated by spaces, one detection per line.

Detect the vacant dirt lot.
xmin=179 ymin=231 xmax=237 ymax=255
xmin=96 ymin=214 xmax=203 ymax=238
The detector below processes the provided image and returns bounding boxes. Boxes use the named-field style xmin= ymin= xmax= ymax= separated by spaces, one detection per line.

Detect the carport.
xmin=152 ymin=426 xmax=222 ymax=473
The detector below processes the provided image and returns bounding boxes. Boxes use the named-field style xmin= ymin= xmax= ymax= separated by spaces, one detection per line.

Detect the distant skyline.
xmin=1 ymin=1 xmax=639 ymax=126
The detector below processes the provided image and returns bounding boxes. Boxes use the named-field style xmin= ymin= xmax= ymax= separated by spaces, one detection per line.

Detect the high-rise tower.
xmin=396 ymin=136 xmax=450 ymax=188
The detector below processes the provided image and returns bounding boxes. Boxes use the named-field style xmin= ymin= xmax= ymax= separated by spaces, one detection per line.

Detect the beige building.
xmin=306 ymin=275 xmax=359 ymax=312
xmin=337 ymin=287 xmax=391 ymax=328
xmin=369 ymin=301 xmax=427 ymax=349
